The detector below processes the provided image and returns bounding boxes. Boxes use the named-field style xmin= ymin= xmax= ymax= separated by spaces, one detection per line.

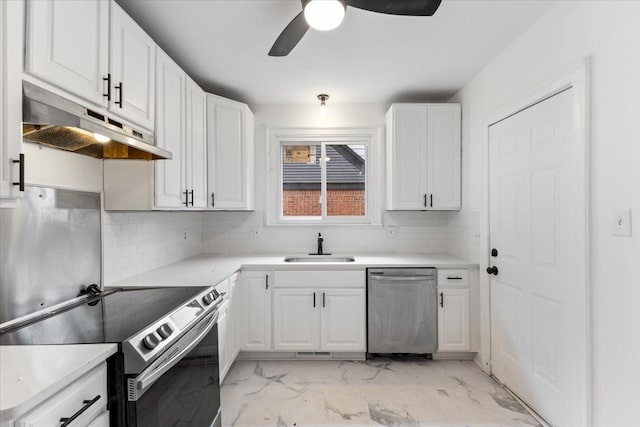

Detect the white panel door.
xmin=320 ymin=289 xmax=365 ymax=351
xmin=109 ymin=1 xmax=155 ymax=130
xmin=154 ymin=48 xmax=186 ymax=208
xmin=186 ymin=78 xmax=207 ymax=208
xmin=217 ymin=300 xmax=230 ymax=382
xmin=229 ymin=273 xmax=241 ymax=360
xmin=25 ymin=0 xmax=109 ymax=107
xmin=490 ymin=88 xmax=586 ymax=426
xmin=207 ymin=95 xmax=247 ymax=209
xmin=427 ymin=105 xmax=461 ymax=210
xmin=437 ymin=288 xmax=470 ymax=351
xmin=387 ymin=105 xmax=428 ymax=210
xmin=273 ymin=289 xmax=320 ymax=351
xmin=241 ymin=272 xmax=272 ymax=352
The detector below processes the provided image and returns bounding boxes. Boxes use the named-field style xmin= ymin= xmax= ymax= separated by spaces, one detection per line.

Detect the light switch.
xmin=613 ymin=209 xmax=632 ymax=237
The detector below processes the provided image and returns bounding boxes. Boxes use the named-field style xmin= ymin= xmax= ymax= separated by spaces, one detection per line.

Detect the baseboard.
xmin=432 ymin=352 xmax=477 ymax=360
xmin=237 ymin=351 xmax=366 ymax=361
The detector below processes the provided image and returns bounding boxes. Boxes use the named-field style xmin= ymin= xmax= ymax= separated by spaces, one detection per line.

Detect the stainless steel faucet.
xmin=317 ymin=233 xmax=324 ymax=255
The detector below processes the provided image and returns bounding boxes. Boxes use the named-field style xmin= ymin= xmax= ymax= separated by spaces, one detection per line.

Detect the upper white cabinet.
xmin=185 ymin=77 xmax=207 ymax=208
xmin=154 ymin=47 xmax=186 ymax=208
xmin=0 ymin=0 xmax=24 ymax=204
xmin=206 ymin=95 xmax=254 ymax=210
xmin=25 ymin=0 xmax=155 ymax=131
xmin=25 ymin=0 xmax=110 ymax=107
xmin=109 ymin=1 xmax=155 ymax=130
xmin=386 ymin=104 xmax=461 ymax=210
xmin=241 ymin=271 xmax=272 ymax=352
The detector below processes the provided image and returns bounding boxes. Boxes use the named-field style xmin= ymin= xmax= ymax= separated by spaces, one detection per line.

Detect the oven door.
xmin=126 ymin=312 xmax=221 ymax=427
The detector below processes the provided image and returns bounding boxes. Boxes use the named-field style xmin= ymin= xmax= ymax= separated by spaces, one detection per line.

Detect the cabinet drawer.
xmin=15 ymin=363 xmax=108 ymax=427
xmin=274 ymin=270 xmax=365 ymax=288
xmin=437 ymin=269 xmax=469 ymax=287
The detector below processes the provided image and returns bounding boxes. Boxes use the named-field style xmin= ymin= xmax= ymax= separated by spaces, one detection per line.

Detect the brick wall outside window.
xmin=283 ymin=190 xmax=365 ymax=216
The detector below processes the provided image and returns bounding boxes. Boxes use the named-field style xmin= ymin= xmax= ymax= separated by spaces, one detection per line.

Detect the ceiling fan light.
xmin=304 ymin=0 xmax=345 ymax=31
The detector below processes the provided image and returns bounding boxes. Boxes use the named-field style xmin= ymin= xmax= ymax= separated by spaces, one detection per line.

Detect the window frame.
xmin=267 ymin=128 xmax=382 ymax=226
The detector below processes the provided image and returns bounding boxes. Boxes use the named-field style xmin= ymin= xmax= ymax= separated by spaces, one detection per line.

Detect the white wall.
xmin=449 ymin=2 xmax=640 ymax=425
xmin=201 ymin=103 xmax=453 ymax=255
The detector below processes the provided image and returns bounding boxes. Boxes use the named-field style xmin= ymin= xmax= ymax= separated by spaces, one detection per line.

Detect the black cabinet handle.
xmin=189 ymin=189 xmax=194 ymax=206
xmin=447 ymin=277 xmax=463 ymax=280
xmin=265 ymin=274 xmax=269 ymax=290
xmin=313 ymin=292 xmax=316 ymax=308
xmin=115 ymin=82 xmax=123 ymax=108
xmin=429 ymin=194 xmax=433 ymax=208
xmin=12 ymin=153 xmax=24 ymax=192
xmin=211 ymin=192 xmax=215 ymax=207
xmin=103 ymin=74 xmax=111 ymax=101
xmin=486 ymin=266 xmax=499 ymax=275
xmin=59 ymin=394 xmax=101 ymax=426
xmin=183 ymin=189 xmax=189 ymax=206
xmin=423 ymin=194 xmax=427 ymax=207
xmin=322 ymin=292 xmax=325 ymax=308
xmin=440 ymin=292 xmax=444 ymax=308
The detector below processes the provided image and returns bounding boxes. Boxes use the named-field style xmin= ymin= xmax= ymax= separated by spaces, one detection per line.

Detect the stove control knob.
xmin=157 ymin=323 xmax=173 ymax=339
xmin=202 ymin=292 xmax=215 ymax=306
xmin=211 ymin=289 xmax=220 ymax=299
xmin=142 ymin=333 xmax=160 ymax=350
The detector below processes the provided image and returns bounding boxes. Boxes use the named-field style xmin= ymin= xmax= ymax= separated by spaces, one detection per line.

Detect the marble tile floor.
xmin=221 ymin=358 xmax=542 ymax=427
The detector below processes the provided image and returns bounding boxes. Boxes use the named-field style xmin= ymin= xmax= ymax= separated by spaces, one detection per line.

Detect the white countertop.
xmin=110 ymin=253 xmax=478 ymax=288
xmin=0 ymin=344 xmax=117 ymax=421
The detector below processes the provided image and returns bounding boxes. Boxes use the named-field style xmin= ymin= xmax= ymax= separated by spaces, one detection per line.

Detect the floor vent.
xmin=296 ymin=351 xmax=331 ymax=358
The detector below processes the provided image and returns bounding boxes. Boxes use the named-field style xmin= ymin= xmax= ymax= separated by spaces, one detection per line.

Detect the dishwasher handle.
xmin=369 ymin=274 xmax=435 ymax=282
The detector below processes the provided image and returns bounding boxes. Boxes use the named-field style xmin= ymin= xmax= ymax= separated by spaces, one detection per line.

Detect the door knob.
xmin=486 ymin=266 xmax=499 ymax=275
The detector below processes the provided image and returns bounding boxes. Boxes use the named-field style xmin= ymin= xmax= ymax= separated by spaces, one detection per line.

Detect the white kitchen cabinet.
xmin=14 ymin=363 xmax=108 ymax=427
xmin=386 ymin=103 xmax=461 ymax=210
xmin=241 ymin=271 xmax=272 ymax=352
xmin=437 ymin=288 xmax=470 ymax=352
xmin=217 ymin=299 xmax=230 ymax=382
xmin=273 ymin=289 xmax=320 ymax=351
xmin=185 ymin=77 xmax=208 ymax=208
xmin=320 ymin=289 xmax=366 ymax=352
xmin=229 ymin=272 xmax=241 ymax=360
xmin=109 ymin=1 xmax=155 ymax=131
xmin=25 ymin=0 xmax=110 ymax=108
xmin=154 ymin=47 xmax=187 ymax=208
xmin=87 ymin=411 xmax=110 ymax=427
xmin=0 ymin=0 xmax=23 ymax=204
xmin=206 ymin=95 xmax=254 ymax=210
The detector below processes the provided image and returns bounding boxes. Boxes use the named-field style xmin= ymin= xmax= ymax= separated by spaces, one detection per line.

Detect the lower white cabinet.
xmin=241 ymin=271 xmax=273 ymax=352
xmin=217 ymin=299 xmax=230 ymax=382
xmin=15 ymin=363 xmax=108 ymax=427
xmin=273 ymin=288 xmax=365 ymax=352
xmin=229 ymin=272 xmax=241 ymax=361
xmin=87 ymin=411 xmax=110 ymax=427
xmin=437 ymin=288 xmax=470 ymax=352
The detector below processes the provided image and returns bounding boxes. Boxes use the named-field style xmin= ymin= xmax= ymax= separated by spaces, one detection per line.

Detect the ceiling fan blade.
xmin=348 ymin=0 xmax=442 ymax=16
xmin=268 ymin=11 xmax=309 ymax=57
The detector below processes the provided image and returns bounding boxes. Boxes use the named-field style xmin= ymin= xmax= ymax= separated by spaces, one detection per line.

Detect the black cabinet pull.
xmin=429 ymin=194 xmax=433 ymax=207
xmin=211 ymin=192 xmax=215 ymax=207
xmin=313 ymin=292 xmax=316 ymax=308
xmin=423 ymin=194 xmax=427 ymax=207
xmin=183 ymin=189 xmax=189 ymax=206
xmin=189 ymin=189 xmax=194 ymax=206
xmin=59 ymin=394 xmax=101 ymax=426
xmin=440 ymin=292 xmax=444 ymax=308
xmin=486 ymin=266 xmax=499 ymax=275
xmin=115 ymin=82 xmax=123 ymax=108
xmin=322 ymin=292 xmax=325 ymax=308
xmin=265 ymin=275 xmax=269 ymax=290
xmin=103 ymin=74 xmax=111 ymax=101
xmin=12 ymin=153 xmax=24 ymax=192
xmin=447 ymin=277 xmax=463 ymax=280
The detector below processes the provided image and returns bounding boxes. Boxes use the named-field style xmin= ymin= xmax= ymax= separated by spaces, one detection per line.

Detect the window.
xmin=267 ymin=128 xmax=381 ymax=225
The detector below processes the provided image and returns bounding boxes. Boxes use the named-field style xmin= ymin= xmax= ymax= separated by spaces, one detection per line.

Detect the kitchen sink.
xmin=284 ymin=256 xmax=356 ymax=263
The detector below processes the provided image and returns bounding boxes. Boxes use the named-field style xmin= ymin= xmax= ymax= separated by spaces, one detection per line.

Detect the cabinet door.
xmin=109 ymin=1 xmax=155 ymax=130
xmin=25 ymin=0 xmax=109 ymax=107
xmin=426 ymin=105 xmax=461 ymax=210
xmin=0 ymin=0 xmax=23 ymax=203
xmin=437 ymin=288 xmax=470 ymax=352
xmin=386 ymin=104 xmax=428 ymax=210
xmin=186 ymin=78 xmax=207 ymax=208
xmin=207 ymin=95 xmax=251 ymax=210
xmin=87 ymin=411 xmax=109 ymax=427
xmin=229 ymin=273 xmax=241 ymax=360
xmin=241 ymin=272 xmax=272 ymax=351
xmin=320 ymin=289 xmax=366 ymax=351
xmin=273 ymin=289 xmax=320 ymax=351
xmin=154 ymin=48 xmax=186 ymax=208
xmin=218 ymin=300 xmax=230 ymax=383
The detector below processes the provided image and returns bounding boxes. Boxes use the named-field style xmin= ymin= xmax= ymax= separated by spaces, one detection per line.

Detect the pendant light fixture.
xmin=304 ymin=0 xmax=346 ymax=31
xmin=317 ymin=94 xmax=329 ymax=115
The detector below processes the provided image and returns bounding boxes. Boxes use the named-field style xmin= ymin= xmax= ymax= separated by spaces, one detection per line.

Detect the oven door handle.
xmin=129 ymin=311 xmax=219 ymax=400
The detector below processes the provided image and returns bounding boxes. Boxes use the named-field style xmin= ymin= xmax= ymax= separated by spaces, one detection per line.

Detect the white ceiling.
xmin=116 ymin=0 xmax=556 ymax=106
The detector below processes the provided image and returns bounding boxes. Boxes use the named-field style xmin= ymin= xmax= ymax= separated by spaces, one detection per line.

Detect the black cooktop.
xmin=0 ymin=287 xmax=207 ymax=346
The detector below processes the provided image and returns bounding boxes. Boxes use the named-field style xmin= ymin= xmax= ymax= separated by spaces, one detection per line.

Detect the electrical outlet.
xmin=387 ymin=226 xmax=398 ymax=238
xmin=613 ymin=209 xmax=632 ymax=236
xmin=250 ymin=227 xmax=261 ymax=239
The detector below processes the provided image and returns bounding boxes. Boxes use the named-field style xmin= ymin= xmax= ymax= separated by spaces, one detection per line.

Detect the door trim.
xmin=480 ymin=59 xmax=591 ymax=425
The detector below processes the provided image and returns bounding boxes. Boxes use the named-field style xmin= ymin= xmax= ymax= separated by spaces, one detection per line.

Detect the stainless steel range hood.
xmin=22 ymin=81 xmax=172 ymax=160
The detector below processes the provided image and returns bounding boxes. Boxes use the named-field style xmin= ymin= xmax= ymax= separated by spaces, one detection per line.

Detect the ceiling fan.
xmin=268 ymin=0 xmax=443 ymax=57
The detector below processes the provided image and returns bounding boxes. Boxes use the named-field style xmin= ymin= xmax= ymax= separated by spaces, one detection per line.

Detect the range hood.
xmin=22 ymin=81 xmax=171 ymax=160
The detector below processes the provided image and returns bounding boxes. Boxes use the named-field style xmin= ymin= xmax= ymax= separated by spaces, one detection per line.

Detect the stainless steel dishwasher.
xmin=367 ymin=268 xmax=437 ymax=354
